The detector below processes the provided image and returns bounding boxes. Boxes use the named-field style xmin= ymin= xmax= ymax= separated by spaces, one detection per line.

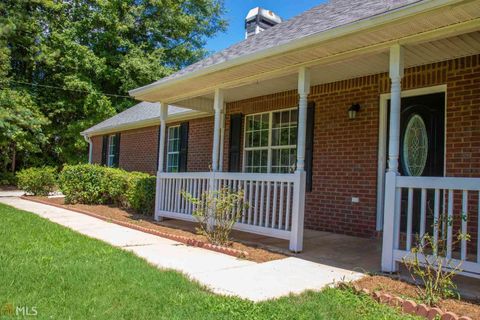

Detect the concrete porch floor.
xmin=160 ymin=219 xmax=480 ymax=300
xmin=160 ymin=219 xmax=382 ymax=272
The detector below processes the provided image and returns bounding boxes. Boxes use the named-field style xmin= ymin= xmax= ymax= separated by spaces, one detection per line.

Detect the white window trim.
xmin=242 ymin=107 xmax=298 ymax=173
xmin=107 ymin=134 xmax=116 ymax=167
xmin=166 ymin=125 xmax=180 ymax=172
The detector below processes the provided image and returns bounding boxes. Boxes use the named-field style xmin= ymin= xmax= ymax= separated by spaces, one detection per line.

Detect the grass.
xmin=0 ymin=203 xmax=417 ymax=319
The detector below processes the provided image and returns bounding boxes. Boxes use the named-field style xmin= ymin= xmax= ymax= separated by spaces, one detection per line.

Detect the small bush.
xmin=127 ymin=174 xmax=156 ymax=215
xmin=59 ymin=164 xmax=156 ymax=215
xmin=403 ymin=214 xmax=470 ymax=306
xmin=16 ymin=167 xmax=57 ymax=196
xmin=59 ymin=164 xmax=109 ymax=204
xmin=182 ymin=187 xmax=247 ymax=246
xmin=0 ymin=172 xmax=17 ymax=186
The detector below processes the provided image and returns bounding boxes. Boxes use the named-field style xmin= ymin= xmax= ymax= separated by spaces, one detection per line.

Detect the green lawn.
xmin=0 ymin=203 xmax=416 ymax=319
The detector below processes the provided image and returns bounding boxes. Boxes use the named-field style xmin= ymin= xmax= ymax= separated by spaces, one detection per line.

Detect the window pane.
xmin=272 ymin=148 xmax=296 ymax=173
xmin=245 ymin=149 xmax=268 ymax=173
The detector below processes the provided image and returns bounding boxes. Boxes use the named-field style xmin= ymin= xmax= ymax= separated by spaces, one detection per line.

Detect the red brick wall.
xmin=186 ymin=116 xmax=214 ymax=172
xmin=222 ymin=54 xmax=480 ymax=238
xmin=118 ymin=126 xmax=159 ymax=174
xmin=91 ymin=135 xmax=103 ymax=164
xmin=90 ymin=116 xmax=214 ymax=174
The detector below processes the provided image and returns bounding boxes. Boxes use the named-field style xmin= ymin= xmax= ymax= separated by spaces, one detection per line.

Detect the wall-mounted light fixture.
xmin=348 ymin=103 xmax=361 ymax=120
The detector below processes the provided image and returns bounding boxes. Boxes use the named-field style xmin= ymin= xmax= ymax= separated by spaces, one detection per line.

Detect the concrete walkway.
xmin=0 ymin=196 xmax=363 ymax=301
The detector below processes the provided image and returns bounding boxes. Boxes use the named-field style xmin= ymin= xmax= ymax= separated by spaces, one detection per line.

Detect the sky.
xmin=205 ymin=0 xmax=326 ymax=53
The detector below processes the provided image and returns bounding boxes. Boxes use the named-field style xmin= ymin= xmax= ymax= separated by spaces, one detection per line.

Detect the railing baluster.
xmin=420 ymin=188 xmax=427 ymax=245
xmin=254 ymin=181 xmax=259 ymax=225
xmin=265 ymin=181 xmax=271 ymax=228
xmin=242 ymin=180 xmax=247 ymax=224
xmin=248 ymin=180 xmax=253 ymax=225
xmin=259 ymin=181 xmax=265 ymax=227
xmin=272 ymin=181 xmax=278 ymax=229
xmin=279 ymin=182 xmax=284 ymax=230
xmin=285 ymin=182 xmax=292 ymax=231
xmin=447 ymin=189 xmax=454 ymax=259
xmin=394 ymin=188 xmax=402 ymax=250
xmin=433 ymin=188 xmax=440 ymax=255
xmin=168 ymin=178 xmax=174 ymax=212
xmin=461 ymin=190 xmax=468 ymax=261
xmin=478 ymin=191 xmax=480 ymax=264
xmin=406 ymin=188 xmax=413 ymax=251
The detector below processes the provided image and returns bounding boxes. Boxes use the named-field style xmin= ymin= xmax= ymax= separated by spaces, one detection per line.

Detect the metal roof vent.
xmin=245 ymin=7 xmax=282 ymax=39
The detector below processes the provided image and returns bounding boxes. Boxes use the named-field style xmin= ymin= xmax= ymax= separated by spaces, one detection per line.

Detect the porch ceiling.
xmin=172 ymin=30 xmax=480 ymax=110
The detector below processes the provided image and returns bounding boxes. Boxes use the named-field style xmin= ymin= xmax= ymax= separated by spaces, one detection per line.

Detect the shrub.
xmin=403 ymin=214 xmax=470 ymax=306
xmin=59 ymin=164 xmax=156 ymax=215
xmin=60 ymin=164 xmax=108 ymax=204
xmin=127 ymin=174 xmax=156 ymax=215
xmin=182 ymin=187 xmax=247 ymax=246
xmin=0 ymin=172 xmax=17 ymax=186
xmin=16 ymin=167 xmax=57 ymax=196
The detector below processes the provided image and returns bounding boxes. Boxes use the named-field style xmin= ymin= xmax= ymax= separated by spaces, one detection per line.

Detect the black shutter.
xmin=305 ymin=102 xmax=315 ymax=192
xmin=101 ymin=135 xmax=108 ymax=165
xmin=113 ymin=133 xmax=121 ymax=168
xmin=228 ymin=114 xmax=243 ymax=172
xmin=178 ymin=122 xmax=189 ymax=172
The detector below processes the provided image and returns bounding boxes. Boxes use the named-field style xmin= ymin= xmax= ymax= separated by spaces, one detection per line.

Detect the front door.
xmin=388 ymin=92 xmax=445 ymax=233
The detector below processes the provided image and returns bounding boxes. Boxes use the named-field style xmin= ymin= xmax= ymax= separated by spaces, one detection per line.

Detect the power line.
xmin=8 ymin=80 xmax=135 ymax=99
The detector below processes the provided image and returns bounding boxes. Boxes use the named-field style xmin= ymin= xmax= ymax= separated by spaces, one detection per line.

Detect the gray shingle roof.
xmin=81 ymin=102 xmax=191 ymax=136
xmin=152 ymin=0 xmax=421 ymax=86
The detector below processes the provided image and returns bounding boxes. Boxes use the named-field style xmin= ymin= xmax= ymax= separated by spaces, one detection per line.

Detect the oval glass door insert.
xmin=403 ymin=114 xmax=428 ymax=176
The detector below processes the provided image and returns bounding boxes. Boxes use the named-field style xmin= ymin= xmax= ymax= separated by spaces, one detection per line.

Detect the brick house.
xmin=82 ymin=0 xmax=480 ymax=277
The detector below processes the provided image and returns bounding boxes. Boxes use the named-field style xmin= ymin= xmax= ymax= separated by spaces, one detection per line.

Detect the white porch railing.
xmin=382 ymin=175 xmax=480 ymax=278
xmin=155 ymin=171 xmax=306 ymax=251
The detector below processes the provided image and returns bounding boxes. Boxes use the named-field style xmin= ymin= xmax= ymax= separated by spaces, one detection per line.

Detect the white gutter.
xmin=129 ymin=0 xmax=463 ymax=99
xmin=82 ymin=134 xmax=93 ymax=164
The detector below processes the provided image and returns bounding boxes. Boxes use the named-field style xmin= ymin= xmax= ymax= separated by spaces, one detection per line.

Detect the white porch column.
xmin=212 ymin=88 xmax=224 ymax=172
xmin=296 ymin=67 xmax=310 ymax=172
xmin=219 ymin=103 xmax=226 ymax=172
xmin=154 ymin=102 xmax=168 ymax=221
xmin=157 ymin=102 xmax=168 ymax=172
xmin=381 ymin=44 xmax=404 ymax=273
xmin=290 ymin=67 xmax=310 ymax=252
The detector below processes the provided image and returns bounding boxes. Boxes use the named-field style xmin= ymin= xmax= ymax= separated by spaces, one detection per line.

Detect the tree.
xmin=0 ymin=0 xmax=226 ymax=169
xmin=0 ymin=89 xmax=49 ymax=172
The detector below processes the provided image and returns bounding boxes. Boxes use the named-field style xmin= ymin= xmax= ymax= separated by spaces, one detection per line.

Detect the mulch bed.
xmin=353 ymin=275 xmax=480 ymax=319
xmin=0 ymin=185 xmax=18 ymax=191
xmin=27 ymin=196 xmax=286 ymax=263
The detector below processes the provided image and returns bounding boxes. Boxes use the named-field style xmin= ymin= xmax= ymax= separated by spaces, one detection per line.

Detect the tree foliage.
xmin=0 ymin=0 xmax=226 ymax=173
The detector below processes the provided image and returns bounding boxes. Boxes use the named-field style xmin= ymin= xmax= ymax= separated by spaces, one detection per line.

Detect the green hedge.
xmin=59 ymin=164 xmax=155 ymax=215
xmin=127 ymin=174 xmax=156 ymax=215
xmin=17 ymin=167 xmax=57 ymax=196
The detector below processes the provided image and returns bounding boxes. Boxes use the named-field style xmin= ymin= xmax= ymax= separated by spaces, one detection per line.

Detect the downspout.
xmin=83 ymin=134 xmax=93 ymax=164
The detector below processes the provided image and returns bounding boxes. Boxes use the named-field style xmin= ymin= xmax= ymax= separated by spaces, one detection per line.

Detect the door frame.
xmin=376 ymin=85 xmax=447 ymax=231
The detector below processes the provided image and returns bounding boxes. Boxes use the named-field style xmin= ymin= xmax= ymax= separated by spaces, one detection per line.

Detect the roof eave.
xmin=129 ymin=0 xmax=460 ymax=100
xmin=81 ymin=110 xmax=210 ymax=137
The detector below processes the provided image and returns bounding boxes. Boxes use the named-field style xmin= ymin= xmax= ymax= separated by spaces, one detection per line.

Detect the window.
xmin=107 ymin=134 xmax=116 ymax=167
xmin=167 ymin=126 xmax=180 ymax=172
xmin=244 ymin=109 xmax=297 ymax=173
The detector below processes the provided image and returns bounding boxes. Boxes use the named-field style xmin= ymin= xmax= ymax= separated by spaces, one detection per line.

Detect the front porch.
xmin=149 ymin=23 xmax=480 ymax=278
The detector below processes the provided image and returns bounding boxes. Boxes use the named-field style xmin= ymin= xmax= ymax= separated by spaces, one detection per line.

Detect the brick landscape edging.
xmin=21 ymin=196 xmax=249 ymax=259
xmin=354 ymin=287 xmax=472 ymax=320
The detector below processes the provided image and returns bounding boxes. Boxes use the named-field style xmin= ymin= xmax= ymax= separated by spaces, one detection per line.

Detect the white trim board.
xmin=376 ymin=85 xmax=447 ymax=231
